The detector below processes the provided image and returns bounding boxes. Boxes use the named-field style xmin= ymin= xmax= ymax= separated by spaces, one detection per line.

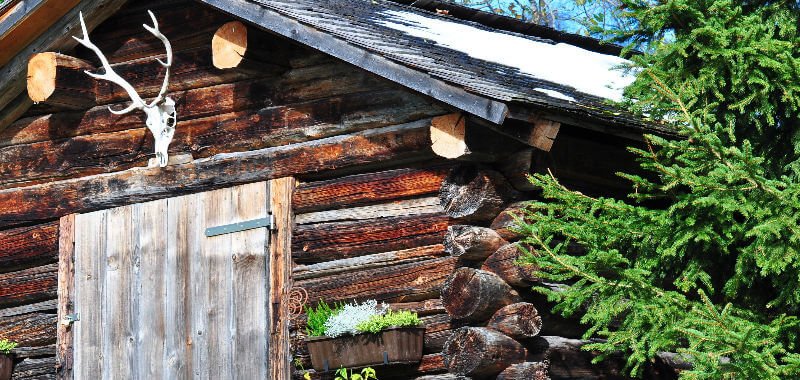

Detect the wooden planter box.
xmin=306 ymin=327 xmax=425 ymax=371
xmin=0 ymin=354 xmax=12 ymax=380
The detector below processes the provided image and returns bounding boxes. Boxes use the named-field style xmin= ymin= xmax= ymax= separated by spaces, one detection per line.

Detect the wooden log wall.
xmin=0 ymin=0 xmax=449 ymax=378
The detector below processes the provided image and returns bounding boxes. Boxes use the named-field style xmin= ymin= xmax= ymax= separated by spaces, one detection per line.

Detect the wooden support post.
xmin=487 ymin=302 xmax=542 ymax=340
xmin=440 ymin=267 xmax=519 ymax=322
xmin=443 ymin=225 xmax=507 ymax=261
xmin=439 ymin=164 xmax=520 ymax=223
xmin=212 ymin=21 xmax=289 ymax=72
xmin=268 ymin=177 xmax=295 ymax=380
xmin=442 ymin=327 xmax=526 ymax=378
xmin=27 ymin=52 xmax=96 ymax=109
xmin=56 ymin=214 xmax=75 ymax=380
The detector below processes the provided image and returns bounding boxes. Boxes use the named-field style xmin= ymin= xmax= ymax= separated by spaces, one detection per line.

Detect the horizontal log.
xmin=390 ymin=298 xmax=446 ymax=317
xmin=487 ymin=302 xmax=542 ymax=340
xmin=297 ymin=257 xmax=458 ymax=304
xmin=442 ymin=327 xmax=526 ymax=378
xmin=0 ymin=120 xmax=435 ymax=228
xmin=212 ymin=21 xmax=290 ymax=71
xmin=490 ymin=202 xmax=527 ymax=241
xmin=419 ymin=313 xmax=471 ymax=353
xmin=4 ymin=61 xmax=395 ymax=148
xmin=27 ymin=53 xmax=96 ymax=109
xmin=0 ymin=222 xmax=58 ymax=274
xmin=11 ymin=356 xmax=56 ymax=380
xmin=429 ymin=113 xmax=524 ymax=161
xmin=498 ymin=149 xmax=539 ymax=192
xmin=295 ymin=197 xmax=442 ymax=225
xmin=526 ymin=336 xmax=627 ymax=380
xmin=414 ymin=375 xmax=471 ymax=380
xmin=293 ymin=166 xmax=449 ymax=213
xmin=439 ymin=164 xmax=521 ymax=223
xmin=0 ymin=300 xmax=57 ymax=318
xmin=444 ymin=225 xmax=506 ymax=261
xmin=481 ymin=243 xmax=540 ymax=288
xmin=497 ymin=362 xmax=549 ymax=380
xmin=10 ymin=345 xmax=56 ymax=359
xmin=441 ymin=268 xmax=520 ymax=322
xmin=292 ymin=214 xmax=449 ymax=263
xmin=293 ymin=245 xmax=446 ymax=280
xmin=89 ymin=4 xmax=234 ymax=64
xmin=0 ymin=89 xmax=438 ymax=188
xmin=0 ymin=264 xmax=57 ymax=309
xmin=94 ymin=47 xmax=266 ymax=105
xmin=0 ymin=313 xmax=56 ymax=347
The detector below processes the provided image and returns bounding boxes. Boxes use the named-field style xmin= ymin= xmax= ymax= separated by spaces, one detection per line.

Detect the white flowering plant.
xmin=323 ymin=299 xmax=388 ymax=338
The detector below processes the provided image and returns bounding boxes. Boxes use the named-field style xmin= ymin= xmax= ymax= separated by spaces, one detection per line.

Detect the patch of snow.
xmin=534 ymin=88 xmax=576 ymax=102
xmin=378 ymin=10 xmax=636 ymax=102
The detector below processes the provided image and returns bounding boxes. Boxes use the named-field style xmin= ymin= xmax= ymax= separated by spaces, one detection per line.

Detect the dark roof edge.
xmin=198 ymin=0 xmax=509 ymax=125
xmin=391 ymin=0 xmax=631 ymax=57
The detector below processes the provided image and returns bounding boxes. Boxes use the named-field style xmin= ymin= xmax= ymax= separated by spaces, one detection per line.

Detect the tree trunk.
xmin=497 ymin=362 xmax=550 ymax=380
xmin=440 ymin=268 xmax=519 ymax=322
xmin=444 ymin=225 xmax=507 ymax=261
xmin=439 ymin=165 xmax=520 ymax=223
xmin=27 ymin=53 xmax=96 ymax=109
xmin=212 ymin=21 xmax=289 ymax=72
xmin=481 ymin=243 xmax=540 ymax=287
xmin=487 ymin=302 xmax=542 ymax=340
xmin=442 ymin=327 xmax=526 ymax=378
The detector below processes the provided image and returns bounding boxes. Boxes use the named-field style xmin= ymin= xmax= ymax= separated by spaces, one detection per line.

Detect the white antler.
xmin=73 ymin=12 xmax=145 ymax=115
xmin=143 ymin=10 xmax=172 ymax=107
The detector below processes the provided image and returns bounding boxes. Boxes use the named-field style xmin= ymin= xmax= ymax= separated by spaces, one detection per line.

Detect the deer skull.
xmin=74 ymin=11 xmax=176 ymax=167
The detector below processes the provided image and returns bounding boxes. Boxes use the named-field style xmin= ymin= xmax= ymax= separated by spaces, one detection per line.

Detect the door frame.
xmin=55 ymin=177 xmax=295 ymax=380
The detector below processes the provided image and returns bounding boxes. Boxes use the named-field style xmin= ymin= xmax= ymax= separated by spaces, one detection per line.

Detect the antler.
xmin=73 ymin=12 xmax=145 ymax=115
xmin=143 ymin=10 xmax=172 ymax=107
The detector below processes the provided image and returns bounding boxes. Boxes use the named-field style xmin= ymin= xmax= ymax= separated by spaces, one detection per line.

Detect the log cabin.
xmin=0 ymin=0 xmax=683 ymax=379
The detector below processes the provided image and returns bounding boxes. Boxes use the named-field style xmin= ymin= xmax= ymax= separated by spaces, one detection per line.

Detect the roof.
xmin=201 ymin=0 xmax=669 ymax=136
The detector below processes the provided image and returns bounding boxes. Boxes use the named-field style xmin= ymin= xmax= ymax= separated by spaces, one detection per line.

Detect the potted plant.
xmin=304 ymin=299 xmax=424 ymax=372
xmin=0 ymin=339 xmax=17 ymax=380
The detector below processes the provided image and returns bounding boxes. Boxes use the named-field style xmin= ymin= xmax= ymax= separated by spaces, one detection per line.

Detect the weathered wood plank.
xmin=164 ymin=190 xmax=194 ymax=378
xmin=0 ymin=221 xmax=58 ymax=274
xmin=292 ymin=245 xmax=446 ymax=280
xmin=103 ymin=204 xmax=133 ymax=380
xmin=269 ymin=177 xmax=294 ymax=380
xmin=1 ymin=89 xmax=437 ymax=188
xmin=0 ymin=120 xmax=435 ymax=228
xmin=0 ymin=312 xmax=56 ymax=346
xmin=56 ymin=214 xmax=74 ymax=380
xmin=293 ymin=166 xmax=448 ymax=213
xmin=73 ymin=210 xmax=107 ymax=379
xmin=297 ymin=257 xmax=458 ymax=304
xmin=295 ymin=197 xmax=442 ymax=225
xmin=293 ymin=214 xmax=449 ymax=263
xmin=0 ymin=263 xmax=57 ymax=309
xmin=188 ymin=192 xmax=210 ymax=379
xmin=232 ymin=182 xmax=269 ymax=379
xmin=205 ymin=187 xmax=235 ymax=379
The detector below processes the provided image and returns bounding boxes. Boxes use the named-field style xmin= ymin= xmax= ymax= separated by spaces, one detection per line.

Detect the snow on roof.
xmin=378 ymin=10 xmax=636 ymax=102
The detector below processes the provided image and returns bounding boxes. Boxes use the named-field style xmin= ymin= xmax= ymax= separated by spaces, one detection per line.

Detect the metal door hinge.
xmin=205 ymin=213 xmax=275 ymax=237
xmin=61 ymin=313 xmax=80 ymax=327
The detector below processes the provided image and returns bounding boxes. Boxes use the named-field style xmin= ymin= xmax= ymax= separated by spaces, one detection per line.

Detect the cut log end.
xmin=212 ymin=21 xmax=248 ymax=69
xmin=439 ymin=165 xmax=521 ymax=222
xmin=27 ymin=53 xmax=58 ymax=102
xmin=481 ymin=243 xmax=540 ymax=288
xmin=442 ymin=327 xmax=526 ymax=378
xmin=497 ymin=362 xmax=550 ymax=380
xmin=487 ymin=302 xmax=542 ymax=340
xmin=430 ymin=113 xmax=467 ymax=159
xmin=444 ymin=225 xmax=506 ymax=261
xmin=441 ymin=267 xmax=519 ymax=322
xmin=27 ymin=53 xmax=95 ymax=108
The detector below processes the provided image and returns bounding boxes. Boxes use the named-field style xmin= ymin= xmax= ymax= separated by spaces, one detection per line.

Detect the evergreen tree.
xmin=516 ymin=0 xmax=800 ymax=378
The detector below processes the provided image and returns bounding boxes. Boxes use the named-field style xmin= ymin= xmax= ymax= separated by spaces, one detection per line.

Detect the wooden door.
xmin=67 ymin=182 xmax=270 ymax=379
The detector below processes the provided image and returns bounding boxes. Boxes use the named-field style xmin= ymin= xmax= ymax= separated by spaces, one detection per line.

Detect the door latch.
xmin=61 ymin=313 xmax=80 ymax=327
